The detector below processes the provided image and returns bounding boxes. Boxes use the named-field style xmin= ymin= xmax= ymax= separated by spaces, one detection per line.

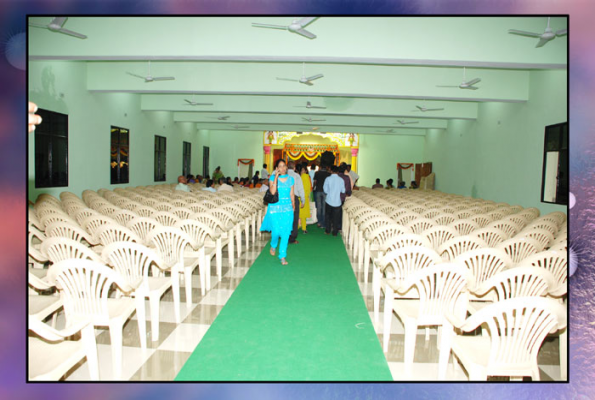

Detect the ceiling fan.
xmin=436 ymin=67 xmax=481 ymax=90
xmin=394 ymin=120 xmax=419 ymax=125
xmin=208 ymin=116 xmax=230 ymax=120
xmin=277 ymin=63 xmax=324 ymax=86
xmin=508 ymin=17 xmax=567 ymax=48
xmin=412 ymin=105 xmax=445 ymax=112
xmin=252 ymin=17 xmax=319 ymax=39
xmin=183 ymin=95 xmax=213 ymax=106
xmin=127 ymin=61 xmax=175 ymax=82
xmin=294 ymin=101 xmax=326 ymax=109
xmin=231 ymin=125 xmax=250 ymax=129
xmin=301 ymin=117 xmax=326 ymax=122
xmin=29 ymin=17 xmax=87 ymax=39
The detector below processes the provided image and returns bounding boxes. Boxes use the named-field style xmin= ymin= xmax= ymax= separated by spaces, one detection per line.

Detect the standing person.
xmin=308 ymin=163 xmax=317 ymax=186
xmin=260 ymin=159 xmax=295 ymax=265
xmin=298 ymin=164 xmax=312 ymax=234
xmin=347 ymin=164 xmax=359 ymax=189
xmin=261 ymin=164 xmax=270 ymax=180
xmin=212 ymin=166 xmax=224 ymax=182
xmin=313 ymin=164 xmax=331 ymax=228
xmin=323 ymin=166 xmax=345 ymax=236
xmin=337 ymin=165 xmax=352 ymax=232
xmin=287 ymin=161 xmax=305 ymax=244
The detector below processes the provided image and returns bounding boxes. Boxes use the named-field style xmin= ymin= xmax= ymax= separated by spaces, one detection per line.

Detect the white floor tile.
xmin=66 ymin=344 xmax=155 ymax=381
xmin=387 ymin=361 xmax=467 ymax=381
xmin=157 ymin=323 xmax=211 ymax=353
xmin=224 ymin=267 xmax=250 ymax=279
xmin=199 ymin=289 xmax=234 ymax=306
xmin=131 ymin=300 xmax=196 ymax=324
xmin=540 ymin=364 xmax=561 ymax=381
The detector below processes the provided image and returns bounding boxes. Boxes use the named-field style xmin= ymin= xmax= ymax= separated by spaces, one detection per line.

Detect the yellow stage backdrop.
xmin=262 ymin=131 xmax=359 ymax=174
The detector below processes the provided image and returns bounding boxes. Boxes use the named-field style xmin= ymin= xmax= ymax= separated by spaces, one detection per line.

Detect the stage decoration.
xmin=283 ymin=144 xmax=339 ymax=161
xmin=264 ymin=131 xmax=359 ymax=147
xmin=397 ymin=163 xmax=414 ymax=170
xmin=237 ymin=159 xmax=255 ymax=166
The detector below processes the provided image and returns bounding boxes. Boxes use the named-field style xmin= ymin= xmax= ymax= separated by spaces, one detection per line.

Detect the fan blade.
xmin=297 ymin=17 xmax=317 ymax=27
xmin=151 ymin=77 xmax=175 ymax=81
xmin=29 ymin=22 xmax=50 ymax=29
xmin=252 ymin=23 xmax=288 ymax=30
xmin=465 ymin=78 xmax=481 ymax=86
xmin=463 ymin=86 xmax=479 ymax=90
xmin=416 ymin=106 xmax=424 ymax=110
xmin=303 ymin=81 xmax=314 ymax=86
xmin=184 ymin=99 xmax=193 ymax=104
xmin=309 ymin=105 xmax=326 ymax=109
xmin=126 ymin=72 xmax=147 ymax=80
xmin=425 ymin=108 xmax=444 ymax=111
xmin=296 ymin=28 xmax=316 ymax=39
xmin=508 ymin=29 xmax=542 ymax=37
xmin=276 ymin=78 xmax=299 ymax=82
xmin=57 ymin=27 xmax=87 ymax=39
xmin=436 ymin=85 xmax=460 ymax=88
xmin=536 ymin=38 xmax=550 ymax=48
xmin=556 ymin=28 xmax=567 ymax=36
xmin=51 ymin=17 xmax=67 ymax=27
xmin=188 ymin=103 xmax=213 ymax=106
xmin=305 ymin=74 xmax=323 ymax=81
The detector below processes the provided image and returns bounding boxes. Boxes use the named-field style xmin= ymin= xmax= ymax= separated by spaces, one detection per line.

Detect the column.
xmin=263 ymin=145 xmax=272 ymax=173
xmin=351 ymin=147 xmax=359 ymax=173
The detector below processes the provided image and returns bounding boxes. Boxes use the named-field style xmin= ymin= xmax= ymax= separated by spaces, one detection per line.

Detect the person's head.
xmin=233 ymin=177 xmax=239 ymax=182
xmin=206 ymin=179 xmax=214 ymax=188
xmin=338 ymin=165 xmax=347 ymax=174
xmin=218 ymin=177 xmax=225 ymax=185
xmin=311 ymin=163 xmax=317 ymax=170
xmin=347 ymin=164 xmax=352 ymax=172
xmin=215 ymin=166 xmax=221 ymax=172
xmin=226 ymin=177 xmax=232 ymax=184
xmin=287 ymin=160 xmax=295 ymax=170
xmin=375 ymin=178 xmax=380 ymax=184
xmin=411 ymin=181 xmax=418 ymax=188
xmin=340 ymin=162 xmax=347 ymax=168
xmin=274 ymin=159 xmax=288 ymax=175
xmin=263 ymin=163 xmax=267 ymax=169
xmin=178 ymin=175 xmax=187 ymax=184
xmin=331 ymin=165 xmax=339 ymax=174
xmin=387 ymin=179 xmax=393 ymax=186
xmin=399 ymin=181 xmax=406 ymax=187
xmin=255 ymin=171 xmax=260 ymax=177
xmin=186 ymin=174 xmax=192 ymax=181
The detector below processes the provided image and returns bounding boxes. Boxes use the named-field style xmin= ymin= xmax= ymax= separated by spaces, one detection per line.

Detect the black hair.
xmin=263 ymin=163 xmax=267 ymax=168
xmin=331 ymin=165 xmax=339 ymax=173
xmin=339 ymin=165 xmax=347 ymax=173
xmin=218 ymin=177 xmax=225 ymax=184
xmin=376 ymin=178 xmax=380 ymax=183
xmin=274 ymin=159 xmax=286 ymax=169
xmin=206 ymin=179 xmax=214 ymax=188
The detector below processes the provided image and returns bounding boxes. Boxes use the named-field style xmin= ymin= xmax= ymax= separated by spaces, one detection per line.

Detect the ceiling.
xmin=28 ymin=16 xmax=567 ymax=136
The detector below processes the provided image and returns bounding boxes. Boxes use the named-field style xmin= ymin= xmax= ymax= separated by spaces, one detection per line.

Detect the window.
xmin=35 ymin=109 xmax=68 ymax=188
xmin=183 ymin=141 xmax=191 ymax=177
xmin=154 ymin=135 xmax=166 ymax=182
xmin=110 ymin=126 xmax=129 ymax=184
xmin=541 ymin=122 xmax=568 ymax=205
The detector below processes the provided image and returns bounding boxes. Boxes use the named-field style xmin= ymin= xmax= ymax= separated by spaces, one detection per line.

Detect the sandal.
xmin=280 ymin=258 xmax=288 ymax=265
xmin=270 ymin=247 xmax=276 ymax=256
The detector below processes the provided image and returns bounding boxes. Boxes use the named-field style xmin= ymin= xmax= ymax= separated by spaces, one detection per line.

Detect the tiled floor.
xmin=55 ymin=229 xmax=562 ymax=381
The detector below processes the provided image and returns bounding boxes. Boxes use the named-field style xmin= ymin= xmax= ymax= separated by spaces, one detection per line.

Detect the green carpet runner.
xmin=175 ymin=226 xmax=392 ymax=381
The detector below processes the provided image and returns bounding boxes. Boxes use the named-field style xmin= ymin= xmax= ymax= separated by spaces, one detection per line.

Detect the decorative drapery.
xmin=237 ymin=159 xmax=254 ymax=166
xmin=397 ymin=163 xmax=414 ymax=170
xmin=283 ymin=144 xmax=339 ymax=161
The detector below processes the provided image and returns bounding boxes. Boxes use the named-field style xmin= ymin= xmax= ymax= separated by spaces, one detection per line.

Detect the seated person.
xmin=372 ymin=178 xmax=384 ymax=189
xmin=187 ymin=174 xmax=196 ymax=184
xmin=196 ymin=175 xmax=203 ymax=184
xmin=386 ymin=178 xmax=394 ymax=189
xmin=217 ymin=177 xmax=234 ymax=192
xmin=397 ymin=181 xmax=407 ymax=189
xmin=175 ymin=175 xmax=191 ymax=192
xmin=233 ymin=177 xmax=239 ymax=185
xmin=410 ymin=180 xmax=419 ymax=189
xmin=202 ymin=179 xmax=216 ymax=193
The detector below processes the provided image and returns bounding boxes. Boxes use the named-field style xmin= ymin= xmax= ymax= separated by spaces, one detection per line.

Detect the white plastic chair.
xmin=41 ymin=237 xmax=104 ymax=265
xmin=449 ymin=219 xmax=480 ymax=236
xmin=443 ymin=297 xmax=566 ymax=381
xmin=383 ymin=263 xmax=470 ymax=379
xmin=496 ymin=237 xmax=540 ymax=265
xmin=47 ymin=259 xmax=142 ymax=379
xmin=406 ymin=218 xmax=436 ymax=235
xmin=102 ymin=242 xmax=172 ymax=342
xmin=28 ymin=316 xmax=98 ymax=380
xmin=438 ymin=236 xmax=487 ymax=261
xmin=423 ymin=226 xmax=459 ymax=251
xmin=126 ymin=217 xmax=162 ymax=246
xmin=472 ymin=227 xmax=507 ymax=248
xmin=455 ymin=248 xmax=513 ymax=297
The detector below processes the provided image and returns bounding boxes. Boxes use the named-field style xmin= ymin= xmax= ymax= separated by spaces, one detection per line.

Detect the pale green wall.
xmin=424 ymin=70 xmax=567 ymax=215
xmin=358 ymin=134 xmax=425 ymax=188
xmin=207 ymin=130 xmax=263 ymax=180
xmin=28 ymin=60 xmax=202 ymax=201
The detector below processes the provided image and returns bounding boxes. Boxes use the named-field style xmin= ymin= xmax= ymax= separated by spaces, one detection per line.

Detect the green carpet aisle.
xmin=175 ymin=226 xmax=392 ymax=381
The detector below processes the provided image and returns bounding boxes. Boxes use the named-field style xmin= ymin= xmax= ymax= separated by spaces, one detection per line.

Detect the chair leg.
xmin=171 ymin=269 xmax=181 ymax=324
xmin=229 ymin=232 xmax=235 ymax=268
xmin=149 ymin=294 xmax=160 ymax=341
xmin=373 ymin=269 xmax=381 ymax=325
xmin=438 ymin=323 xmax=453 ymax=380
xmin=216 ymin=239 xmax=223 ymax=282
xmin=236 ymin=226 xmax=242 ymax=257
xmin=134 ymin=295 xmax=147 ymax=350
xmin=109 ymin=325 xmax=123 ymax=379
xmin=244 ymin=220 xmax=250 ymax=250
xmin=184 ymin=268 xmax=194 ymax=309
xmin=531 ymin=366 xmax=541 ymax=381
xmin=363 ymin=241 xmax=370 ymax=283
xmin=81 ymin=324 xmax=99 ymax=380
xmin=403 ymin=321 xmax=418 ymax=379
xmin=383 ymin=288 xmax=394 ymax=352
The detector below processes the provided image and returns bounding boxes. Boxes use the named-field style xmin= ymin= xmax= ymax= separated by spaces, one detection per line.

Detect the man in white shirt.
xmin=287 ymin=161 xmax=305 ymax=244
xmin=261 ymin=164 xmax=270 ymax=180
xmin=217 ymin=177 xmax=234 ymax=192
xmin=347 ymin=164 xmax=359 ymax=189
xmin=175 ymin=175 xmax=191 ymax=192
xmin=308 ymin=163 xmax=317 ymax=185
xmin=202 ymin=179 xmax=217 ymax=193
